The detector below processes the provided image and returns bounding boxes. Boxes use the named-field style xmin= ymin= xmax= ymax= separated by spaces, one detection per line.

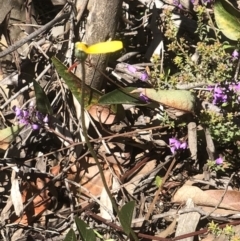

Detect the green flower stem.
xmin=80 ymin=61 xmax=139 ymax=241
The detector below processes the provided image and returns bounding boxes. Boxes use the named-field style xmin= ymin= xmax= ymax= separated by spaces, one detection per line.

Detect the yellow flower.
xmin=74 ymin=41 xmax=123 ymax=61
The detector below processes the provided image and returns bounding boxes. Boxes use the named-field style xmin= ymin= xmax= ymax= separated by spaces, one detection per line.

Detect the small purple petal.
xmin=169 ymin=137 xmax=187 ymax=153
xmin=169 ymin=137 xmax=181 ymax=148
xmin=212 ymin=85 xmax=228 ymax=104
xmin=215 ymin=157 xmax=223 ymax=165
xmin=13 ymin=106 xmax=23 ymax=117
xmin=169 ymin=137 xmax=177 ymax=145
xmin=140 ymin=71 xmax=148 ymax=81
xmin=22 ymin=110 xmax=29 ymax=118
xmin=32 ymin=123 xmax=40 ymax=130
xmin=139 ymin=93 xmax=149 ymax=102
xmin=36 ymin=111 xmax=44 ymax=121
xmin=180 ymin=142 xmax=188 ymax=149
xmin=127 ymin=65 xmax=137 ymax=73
xmin=19 ymin=119 xmax=29 ymax=125
xmin=178 ymin=3 xmax=183 ymax=8
xmin=43 ymin=115 xmax=49 ymax=123
xmin=232 ymin=50 xmax=239 ymax=59
xmin=173 ymin=0 xmax=178 ymax=5
xmin=207 ymin=86 xmax=214 ymax=91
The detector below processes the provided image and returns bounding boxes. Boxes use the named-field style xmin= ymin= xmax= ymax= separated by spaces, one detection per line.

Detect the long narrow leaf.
xmin=33 ymin=79 xmax=53 ymax=115
xmin=51 ymin=57 xmax=102 ymax=107
xmin=63 ymin=229 xmax=77 ymax=241
xmin=118 ymin=201 xmax=135 ymax=236
xmin=75 ymin=217 xmax=96 ymax=241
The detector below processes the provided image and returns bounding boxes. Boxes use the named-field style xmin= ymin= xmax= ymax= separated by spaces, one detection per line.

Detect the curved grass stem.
xmin=80 ymin=61 xmax=139 ymax=241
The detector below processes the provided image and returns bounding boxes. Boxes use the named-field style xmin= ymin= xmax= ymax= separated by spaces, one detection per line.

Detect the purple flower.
xmin=14 ymin=107 xmax=22 ymax=117
xmin=32 ymin=123 xmax=40 ymax=130
xmin=210 ymin=85 xmax=227 ymax=104
xmin=173 ymin=0 xmax=183 ymax=8
xmin=232 ymin=50 xmax=239 ymax=60
xmin=169 ymin=137 xmax=187 ymax=154
xmin=178 ymin=3 xmax=183 ymax=8
xmin=13 ymin=106 xmax=49 ymax=130
xmin=139 ymin=93 xmax=149 ymax=102
xmin=215 ymin=157 xmax=223 ymax=165
xmin=173 ymin=0 xmax=179 ymax=5
xmin=127 ymin=65 xmax=137 ymax=73
xmin=140 ymin=71 xmax=148 ymax=81
xmin=234 ymin=83 xmax=240 ymax=91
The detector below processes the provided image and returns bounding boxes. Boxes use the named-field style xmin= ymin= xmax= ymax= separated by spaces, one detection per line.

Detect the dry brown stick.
xmin=0 ymin=12 xmax=70 ymax=58
xmin=21 ymin=125 xmax=169 ymax=164
xmin=201 ymin=172 xmax=235 ymax=220
xmin=145 ymin=156 xmax=177 ymax=221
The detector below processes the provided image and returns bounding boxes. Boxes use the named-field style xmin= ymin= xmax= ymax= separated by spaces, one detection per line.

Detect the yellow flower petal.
xmin=86 ymin=41 xmax=123 ymax=54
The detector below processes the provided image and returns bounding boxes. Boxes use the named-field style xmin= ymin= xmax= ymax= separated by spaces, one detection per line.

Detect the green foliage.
xmin=33 ymin=79 xmax=53 ymax=115
xmin=154 ymin=176 xmax=162 ymax=187
xmin=75 ymin=217 xmax=96 ymax=241
xmin=118 ymin=201 xmax=135 ymax=236
xmin=214 ymin=0 xmax=240 ymax=41
xmin=161 ymin=6 xmax=234 ymax=93
xmin=208 ymin=221 xmax=222 ymax=237
xmin=160 ymin=3 xmax=240 ymax=148
xmin=63 ymin=217 xmax=115 ymax=241
xmin=207 ymin=159 xmax=225 ymax=172
xmin=208 ymin=221 xmax=240 ymax=240
xmin=200 ymin=110 xmax=240 ymax=145
xmin=51 ymin=57 xmax=102 ymax=108
xmin=64 ymin=229 xmax=77 ymax=241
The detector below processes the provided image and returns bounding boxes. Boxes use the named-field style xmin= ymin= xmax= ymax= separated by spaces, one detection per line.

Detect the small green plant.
xmin=159 ymin=2 xmax=240 ymax=150
xmin=208 ymin=220 xmax=222 ymax=237
xmin=64 ymin=217 xmax=114 ymax=241
xmin=207 ymin=159 xmax=225 ymax=172
xmin=64 ymin=201 xmax=136 ymax=241
xmin=208 ymin=221 xmax=240 ymax=241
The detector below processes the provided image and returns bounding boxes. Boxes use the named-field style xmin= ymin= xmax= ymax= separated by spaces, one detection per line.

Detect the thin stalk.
xmin=80 ymin=61 xmax=139 ymax=241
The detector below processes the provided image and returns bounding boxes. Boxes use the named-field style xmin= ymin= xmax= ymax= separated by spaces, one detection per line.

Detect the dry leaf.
xmin=69 ymin=157 xmax=121 ymax=203
xmin=11 ymin=178 xmax=23 ymax=217
xmin=205 ymin=190 xmax=240 ymax=210
xmin=13 ymin=178 xmax=51 ymax=225
xmin=100 ymin=187 xmax=113 ymax=220
xmin=172 ymin=185 xmax=237 ymax=210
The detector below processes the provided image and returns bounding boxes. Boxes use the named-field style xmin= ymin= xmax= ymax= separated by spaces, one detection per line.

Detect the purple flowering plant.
xmin=207 ymin=157 xmax=225 ymax=172
xmin=208 ymin=85 xmax=228 ymax=105
xmin=13 ymin=106 xmax=48 ymax=130
xmin=127 ymin=64 xmax=149 ymax=82
xmin=169 ymin=137 xmax=188 ymax=154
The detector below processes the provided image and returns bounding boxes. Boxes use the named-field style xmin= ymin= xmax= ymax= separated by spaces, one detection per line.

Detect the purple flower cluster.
xmin=127 ymin=65 xmax=149 ymax=82
xmin=208 ymin=85 xmax=227 ymax=105
xmin=169 ymin=137 xmax=188 ymax=154
xmin=13 ymin=106 xmax=48 ymax=130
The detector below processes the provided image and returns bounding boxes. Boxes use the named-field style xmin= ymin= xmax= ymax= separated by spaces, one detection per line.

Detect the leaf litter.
xmin=0 ymin=0 xmax=240 ymax=240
